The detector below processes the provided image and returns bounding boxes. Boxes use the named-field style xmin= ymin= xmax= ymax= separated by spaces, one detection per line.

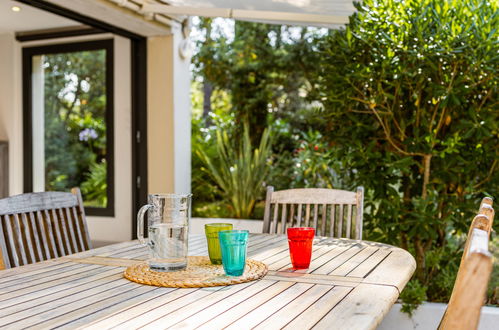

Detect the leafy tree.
xmin=314 ymin=0 xmax=498 ymax=304
xmin=193 ymin=19 xmax=323 ymax=139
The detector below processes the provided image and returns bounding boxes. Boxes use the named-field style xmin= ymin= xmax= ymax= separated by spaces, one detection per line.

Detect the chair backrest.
xmin=0 ymin=188 xmax=92 ymax=270
xmin=439 ymin=197 xmax=494 ymax=330
xmin=262 ymin=186 xmax=364 ymax=239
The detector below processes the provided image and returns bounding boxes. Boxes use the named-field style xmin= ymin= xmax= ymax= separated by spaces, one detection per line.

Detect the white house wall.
xmin=147 ymin=27 xmax=191 ymax=195
xmin=0 ymin=33 xmax=23 ymax=196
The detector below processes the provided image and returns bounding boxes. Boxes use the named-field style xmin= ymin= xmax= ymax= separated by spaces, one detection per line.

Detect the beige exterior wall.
xmin=0 ymin=33 xmax=23 ymax=196
xmin=147 ymin=29 xmax=191 ymax=195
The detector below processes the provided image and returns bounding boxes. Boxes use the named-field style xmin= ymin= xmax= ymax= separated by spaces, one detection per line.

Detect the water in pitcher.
xmin=148 ymin=223 xmax=188 ymax=271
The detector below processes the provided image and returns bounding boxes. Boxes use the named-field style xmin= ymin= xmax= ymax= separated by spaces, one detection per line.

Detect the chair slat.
xmin=57 ymin=208 xmax=73 ymax=254
xmin=296 ymin=204 xmax=302 ymax=227
xmin=20 ymin=213 xmax=36 ymax=263
xmin=64 ymin=207 xmax=79 ymax=252
xmin=304 ymin=204 xmax=311 ymax=227
xmin=70 ymin=206 xmax=85 ymax=252
xmin=0 ymin=216 xmax=11 ymax=269
xmin=72 ymin=187 xmax=91 ymax=250
xmin=0 ymin=188 xmax=91 ymax=269
xmin=313 ymin=204 xmax=319 ymax=230
xmin=3 ymin=215 xmax=19 ymax=267
xmin=37 ymin=210 xmax=58 ymax=259
xmin=262 ymin=186 xmax=364 ymax=239
xmin=329 ymin=205 xmax=335 ymax=237
xmin=336 ymin=204 xmax=344 ymax=237
xmin=345 ymin=204 xmax=352 ymax=239
xmin=321 ymin=204 xmax=327 ymax=236
xmin=280 ymin=204 xmax=287 ymax=234
xmin=272 ymin=204 xmax=279 ymax=234
xmin=12 ymin=214 xmax=28 ymax=266
xmin=28 ymin=212 xmax=44 ymax=262
xmin=289 ymin=204 xmax=295 ymax=228
xmin=47 ymin=209 xmax=65 ymax=257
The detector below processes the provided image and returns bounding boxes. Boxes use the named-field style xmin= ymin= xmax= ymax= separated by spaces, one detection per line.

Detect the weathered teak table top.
xmin=0 ymin=233 xmax=415 ymax=330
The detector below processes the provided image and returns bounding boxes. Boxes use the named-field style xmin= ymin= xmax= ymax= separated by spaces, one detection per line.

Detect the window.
xmin=23 ymin=39 xmax=114 ymax=216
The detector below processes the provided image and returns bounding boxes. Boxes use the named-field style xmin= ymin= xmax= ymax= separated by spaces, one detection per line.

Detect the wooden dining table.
xmin=0 ymin=233 xmax=415 ymax=330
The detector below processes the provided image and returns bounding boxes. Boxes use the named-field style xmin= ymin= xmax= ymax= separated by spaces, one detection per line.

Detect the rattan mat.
xmin=124 ymin=256 xmax=268 ymax=288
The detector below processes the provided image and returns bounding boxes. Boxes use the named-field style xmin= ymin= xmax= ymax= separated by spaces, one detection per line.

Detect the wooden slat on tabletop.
xmin=141 ymin=281 xmax=260 ymax=329
xmin=3 ymin=281 xmax=153 ymax=329
xmin=168 ymin=280 xmax=278 ymax=329
xmin=312 ymin=244 xmax=365 ymax=275
xmin=106 ymin=287 xmax=221 ymax=329
xmin=312 ymin=283 xmax=398 ymax=330
xmin=347 ymin=248 xmax=391 ymax=278
xmin=198 ymin=280 xmax=295 ymax=330
xmin=363 ymin=248 xmax=416 ymax=291
xmin=0 ymin=262 xmax=91 ymax=288
xmin=0 ymin=269 xmax=124 ymax=315
xmin=254 ymin=284 xmax=340 ymax=330
xmin=330 ymin=246 xmax=378 ymax=277
xmin=282 ymin=286 xmax=352 ymax=329
xmin=81 ymin=288 xmax=196 ymax=330
xmin=0 ymin=263 xmax=109 ymax=299
xmin=225 ymin=282 xmax=314 ymax=330
xmin=264 ymin=271 xmax=360 ymax=287
xmin=301 ymin=244 xmax=347 ymax=272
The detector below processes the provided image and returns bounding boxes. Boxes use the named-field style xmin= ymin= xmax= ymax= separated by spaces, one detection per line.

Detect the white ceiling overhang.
xmin=142 ymin=0 xmax=356 ymax=28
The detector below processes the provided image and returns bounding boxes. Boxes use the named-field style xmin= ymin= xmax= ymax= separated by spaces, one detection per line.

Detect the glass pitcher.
xmin=137 ymin=193 xmax=192 ymax=272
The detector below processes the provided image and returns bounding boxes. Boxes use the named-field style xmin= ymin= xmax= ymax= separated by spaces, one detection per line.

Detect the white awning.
xmin=142 ymin=0 xmax=356 ymax=28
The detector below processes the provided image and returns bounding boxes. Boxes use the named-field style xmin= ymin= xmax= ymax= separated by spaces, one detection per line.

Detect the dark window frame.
xmin=22 ymin=39 xmax=115 ymax=217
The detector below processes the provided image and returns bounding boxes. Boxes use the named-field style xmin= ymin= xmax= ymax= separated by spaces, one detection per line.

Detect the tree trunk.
xmin=202 ymin=79 xmax=213 ymax=126
xmin=422 ymin=154 xmax=432 ymax=199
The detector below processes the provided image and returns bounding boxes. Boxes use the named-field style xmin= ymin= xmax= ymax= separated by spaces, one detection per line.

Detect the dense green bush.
xmin=314 ymin=0 xmax=498 ymax=308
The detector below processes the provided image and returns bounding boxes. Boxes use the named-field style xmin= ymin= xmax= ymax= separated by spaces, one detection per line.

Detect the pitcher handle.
xmin=137 ymin=204 xmax=153 ymax=245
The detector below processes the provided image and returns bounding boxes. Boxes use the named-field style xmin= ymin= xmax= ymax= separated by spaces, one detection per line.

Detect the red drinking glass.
xmin=287 ymin=227 xmax=315 ymax=269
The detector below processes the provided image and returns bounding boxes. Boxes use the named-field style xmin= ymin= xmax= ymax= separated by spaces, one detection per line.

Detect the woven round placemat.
xmin=124 ymin=256 xmax=268 ymax=288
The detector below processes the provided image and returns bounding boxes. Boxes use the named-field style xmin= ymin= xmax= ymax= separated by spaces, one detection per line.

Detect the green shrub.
xmin=195 ymin=125 xmax=273 ymax=218
xmin=315 ymin=0 xmax=498 ymax=306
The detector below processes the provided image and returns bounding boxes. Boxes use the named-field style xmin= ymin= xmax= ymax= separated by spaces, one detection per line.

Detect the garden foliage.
xmin=314 ymin=0 xmax=498 ymax=308
xmin=43 ymin=50 xmax=108 ymax=207
xmin=191 ymin=0 xmax=498 ymax=308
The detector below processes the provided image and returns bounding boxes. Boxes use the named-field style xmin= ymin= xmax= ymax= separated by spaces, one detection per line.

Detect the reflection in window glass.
xmin=39 ymin=49 xmax=108 ymax=208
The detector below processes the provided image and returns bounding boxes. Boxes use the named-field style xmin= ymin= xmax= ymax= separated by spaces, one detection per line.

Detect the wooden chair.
xmin=263 ymin=186 xmax=364 ymax=239
xmin=0 ymin=188 xmax=92 ymax=270
xmin=439 ymin=197 xmax=494 ymax=330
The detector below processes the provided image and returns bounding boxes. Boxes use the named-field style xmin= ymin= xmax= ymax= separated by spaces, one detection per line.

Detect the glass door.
xmin=23 ymin=40 xmax=114 ymax=216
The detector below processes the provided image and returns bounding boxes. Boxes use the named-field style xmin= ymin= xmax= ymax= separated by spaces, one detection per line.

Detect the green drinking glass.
xmin=205 ymin=223 xmax=233 ymax=264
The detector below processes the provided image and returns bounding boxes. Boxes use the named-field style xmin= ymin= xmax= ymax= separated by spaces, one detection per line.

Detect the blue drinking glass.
xmin=218 ymin=230 xmax=249 ymax=276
